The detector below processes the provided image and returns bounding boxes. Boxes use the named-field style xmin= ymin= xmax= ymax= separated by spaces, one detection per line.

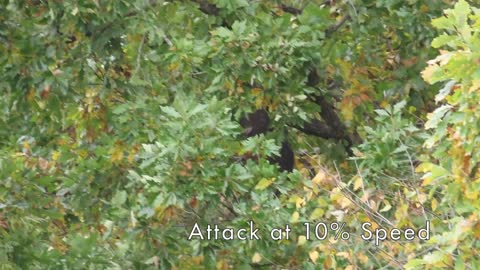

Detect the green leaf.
xmin=404 ymin=259 xmax=425 ymax=269
xmin=213 ymin=27 xmax=233 ymax=39
xmin=298 ymin=4 xmax=330 ymax=27
xmin=452 ymin=0 xmax=471 ymax=30
xmin=214 ymin=0 xmax=248 ymax=11
xmin=112 ymin=190 xmax=128 ymax=206
xmin=112 ymin=104 xmax=130 ymax=114
xmin=431 ymin=34 xmax=454 ymax=48
xmin=160 ymin=106 xmax=182 ymax=118
xmin=393 ymin=100 xmax=407 ymax=114
xmin=425 ymin=105 xmax=452 ymax=129
xmin=255 ymin=178 xmax=273 ymax=190
xmin=435 ymin=80 xmax=456 ymax=103
xmin=232 ymin=20 xmax=247 ymax=35
xmin=374 ymin=109 xmax=390 ymax=117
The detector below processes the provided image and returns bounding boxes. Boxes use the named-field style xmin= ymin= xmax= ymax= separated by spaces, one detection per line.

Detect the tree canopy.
xmin=1 ymin=0 xmax=479 ymax=269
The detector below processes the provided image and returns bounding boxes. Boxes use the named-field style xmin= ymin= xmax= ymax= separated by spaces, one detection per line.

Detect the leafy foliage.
xmin=2 ymin=0 xmax=479 ymax=269
xmin=409 ymin=1 xmax=480 ymax=268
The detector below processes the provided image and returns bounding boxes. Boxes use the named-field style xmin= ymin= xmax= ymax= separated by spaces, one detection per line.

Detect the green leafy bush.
xmin=407 ymin=1 xmax=480 ymax=268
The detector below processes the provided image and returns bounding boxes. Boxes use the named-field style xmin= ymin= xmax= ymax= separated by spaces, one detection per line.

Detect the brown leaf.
xmin=38 ymin=157 xmax=49 ymax=171
xmin=0 ymin=213 xmax=8 ymax=230
xmin=189 ymin=196 xmax=198 ymax=209
xmin=40 ymin=85 xmax=51 ymax=99
xmin=401 ymin=57 xmax=417 ymax=67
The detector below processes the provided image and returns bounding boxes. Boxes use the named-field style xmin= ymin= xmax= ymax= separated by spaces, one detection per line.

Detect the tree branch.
xmin=195 ymin=0 xmax=220 ymax=16
xmin=94 ymin=0 xmax=160 ymax=38
xmin=313 ymin=94 xmax=345 ymax=132
xmin=280 ymin=4 xmax=302 ymax=15
xmin=326 ymin=15 xmax=351 ymax=37
xmin=302 ymin=67 xmax=357 ymax=153
xmin=280 ymin=0 xmax=335 ymax=15
xmin=293 ymin=119 xmax=340 ymax=139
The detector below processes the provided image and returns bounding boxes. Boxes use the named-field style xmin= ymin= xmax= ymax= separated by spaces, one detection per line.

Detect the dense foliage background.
xmin=1 ymin=0 xmax=479 ymax=269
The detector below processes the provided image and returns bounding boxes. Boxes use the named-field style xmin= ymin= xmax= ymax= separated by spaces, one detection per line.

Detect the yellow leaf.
xmin=22 ymin=141 xmax=31 ymax=152
xmin=255 ymin=178 xmax=273 ymax=190
xmin=85 ymin=88 xmax=98 ymax=98
xmin=465 ymin=189 xmax=478 ymax=200
xmin=110 ymin=145 xmax=124 ymax=163
xmin=78 ymin=149 xmax=88 ymax=158
xmin=312 ymin=170 xmax=327 ymax=185
xmin=416 ymin=162 xmax=449 ymax=186
xmin=358 ymin=253 xmax=369 ymax=264
xmin=341 ymin=101 xmax=354 ymax=121
xmin=353 ymin=176 xmax=363 ymax=191
xmin=431 ymin=198 xmax=438 ymax=211
xmin=216 ymin=259 xmax=229 ymax=270
xmin=316 ymin=198 xmax=328 ymax=208
xmin=337 ymin=252 xmax=350 ymax=259
xmin=297 ymin=235 xmax=307 ymax=246
xmin=309 ymin=250 xmax=319 ymax=263
xmin=379 ymin=201 xmax=392 ymax=212
xmin=254 ymin=97 xmax=264 ymax=109
xmin=417 ymin=192 xmax=428 ymax=203
xmin=420 ymin=4 xmax=429 ymax=13
xmin=191 ymin=256 xmax=204 ymax=265
xmin=310 ymin=208 xmax=325 ymax=220
xmin=26 ymin=89 xmax=35 ymax=102
xmin=380 ymin=100 xmax=389 ymax=108
xmin=127 ymin=151 xmax=136 ymax=163
xmin=352 ymin=148 xmax=364 ymax=157
xmin=52 ymin=151 xmax=60 ymax=162
xmin=324 ymin=255 xmax=332 ymax=268
xmin=251 ymin=87 xmax=262 ymax=95
xmin=291 ymin=211 xmax=300 ymax=223
xmin=415 ymin=162 xmax=433 ymax=173
xmin=336 ymin=59 xmax=352 ymax=78
xmin=474 ymin=222 xmax=480 ymax=239
xmin=330 ymin=189 xmax=352 ymax=209
xmin=251 ymin=252 xmax=262 ymax=263
xmin=312 ymin=168 xmax=336 ymax=188
xmin=295 ymin=197 xmax=305 ymax=208
xmin=288 ymin=195 xmax=301 ymax=204
xmin=421 ymin=65 xmax=438 ymax=83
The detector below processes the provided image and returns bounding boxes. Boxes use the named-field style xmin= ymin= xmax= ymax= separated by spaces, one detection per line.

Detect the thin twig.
xmin=333 ymin=162 xmax=395 ymax=227
xmin=326 ymin=15 xmax=351 ymax=37
xmin=132 ymin=33 xmax=146 ymax=78
xmin=353 ymin=159 xmax=370 ymax=208
xmin=399 ymin=138 xmax=429 ymax=221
